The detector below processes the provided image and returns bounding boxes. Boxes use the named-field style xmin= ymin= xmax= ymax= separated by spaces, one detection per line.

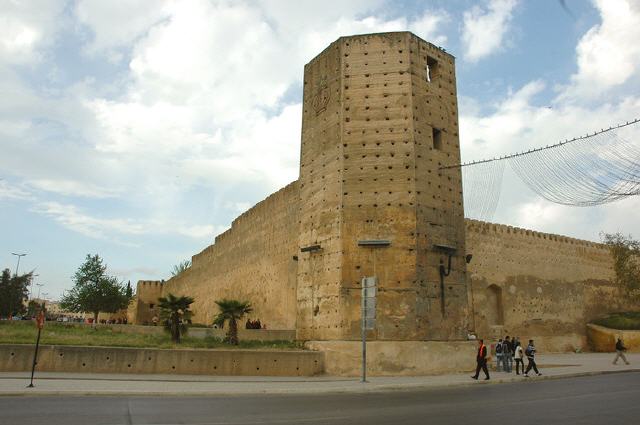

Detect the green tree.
xmin=171 ymin=259 xmax=191 ymax=277
xmin=213 ymin=299 xmax=253 ymax=345
xmin=158 ymin=293 xmax=194 ymax=343
xmin=0 ymin=268 xmax=32 ymax=318
xmin=125 ymin=281 xmax=133 ymax=299
xmin=60 ymin=254 xmax=132 ymax=323
xmin=26 ymin=299 xmax=41 ymax=318
xmin=602 ymin=232 xmax=640 ymax=299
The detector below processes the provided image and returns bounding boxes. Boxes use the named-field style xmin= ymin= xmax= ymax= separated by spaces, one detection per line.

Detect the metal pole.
xmin=29 ymin=274 xmax=39 ymax=301
xmin=28 ymin=304 xmax=45 ymax=388
xmin=361 ymin=279 xmax=366 ymax=383
xmin=11 ymin=252 xmax=26 ymax=277
xmin=27 ymin=326 xmax=42 ymax=388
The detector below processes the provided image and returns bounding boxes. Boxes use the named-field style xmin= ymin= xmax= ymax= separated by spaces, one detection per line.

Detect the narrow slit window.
xmin=426 ymin=56 xmax=438 ymax=82
xmin=432 ymin=127 xmax=443 ymax=150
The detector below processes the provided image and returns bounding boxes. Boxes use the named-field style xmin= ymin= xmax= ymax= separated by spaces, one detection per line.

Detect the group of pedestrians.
xmin=471 ymin=336 xmax=541 ymax=380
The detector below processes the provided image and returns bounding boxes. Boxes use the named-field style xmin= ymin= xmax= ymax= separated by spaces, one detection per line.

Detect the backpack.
xmin=496 ymin=342 xmax=503 ymax=354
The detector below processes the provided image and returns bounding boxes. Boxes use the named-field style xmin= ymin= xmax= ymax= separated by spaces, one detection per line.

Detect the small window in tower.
xmin=432 ymin=127 xmax=443 ymax=150
xmin=426 ymin=56 xmax=438 ymax=82
xmin=149 ymin=303 xmax=155 ymax=309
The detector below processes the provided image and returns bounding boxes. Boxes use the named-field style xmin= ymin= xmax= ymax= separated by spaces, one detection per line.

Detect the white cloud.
xmin=559 ymin=0 xmax=640 ymax=102
xmin=599 ymin=196 xmax=640 ymax=238
xmin=83 ymin=2 xmax=447 ymax=198
xmin=409 ymin=11 xmax=449 ymax=46
xmin=514 ymin=199 xmax=565 ymax=231
xmin=0 ymin=1 xmax=65 ymax=65
xmin=461 ymin=0 xmax=519 ymax=62
xmin=75 ymin=0 xmax=172 ymax=59
xmin=27 ymin=179 xmax=120 ymax=198
xmin=33 ymin=201 xmax=216 ymax=241
xmin=33 ymin=201 xmax=145 ymax=239
xmin=0 ymin=181 xmax=33 ymax=201
xmin=459 ymin=80 xmax=551 ymax=161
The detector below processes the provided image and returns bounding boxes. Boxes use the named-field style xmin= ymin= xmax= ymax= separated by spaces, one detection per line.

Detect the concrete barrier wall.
xmin=587 ymin=324 xmax=640 ymax=352
xmin=0 ymin=345 xmax=323 ymax=377
xmin=306 ymin=340 xmax=476 ymax=376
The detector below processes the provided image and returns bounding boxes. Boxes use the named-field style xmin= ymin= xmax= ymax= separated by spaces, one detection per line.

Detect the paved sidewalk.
xmin=1 ymin=353 xmax=638 ymax=396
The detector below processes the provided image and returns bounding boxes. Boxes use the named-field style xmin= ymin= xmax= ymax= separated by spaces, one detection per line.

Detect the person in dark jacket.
xmin=503 ymin=336 xmax=513 ymax=373
xmin=613 ymin=337 xmax=630 ymax=365
xmin=495 ymin=338 xmax=504 ymax=372
xmin=471 ymin=339 xmax=490 ymax=380
xmin=524 ymin=339 xmax=542 ymax=377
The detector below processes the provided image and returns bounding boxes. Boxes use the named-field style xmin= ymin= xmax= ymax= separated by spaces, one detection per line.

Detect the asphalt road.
xmin=1 ymin=373 xmax=639 ymax=425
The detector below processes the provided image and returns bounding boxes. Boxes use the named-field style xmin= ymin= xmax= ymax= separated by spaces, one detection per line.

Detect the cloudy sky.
xmin=1 ymin=0 xmax=639 ymax=300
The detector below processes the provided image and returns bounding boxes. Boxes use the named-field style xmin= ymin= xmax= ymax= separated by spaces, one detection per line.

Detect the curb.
xmin=1 ymin=368 xmax=638 ymax=397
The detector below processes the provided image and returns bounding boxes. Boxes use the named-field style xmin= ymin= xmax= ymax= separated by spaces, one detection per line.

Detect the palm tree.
xmin=158 ymin=293 xmax=194 ymax=343
xmin=170 ymin=259 xmax=191 ymax=277
xmin=213 ymin=299 xmax=253 ymax=345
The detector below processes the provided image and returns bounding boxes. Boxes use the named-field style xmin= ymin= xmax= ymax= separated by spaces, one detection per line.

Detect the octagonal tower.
xmin=297 ymin=32 xmax=468 ymax=342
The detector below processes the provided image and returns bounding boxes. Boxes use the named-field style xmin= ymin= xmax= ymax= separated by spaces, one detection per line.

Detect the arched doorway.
xmin=486 ymin=284 xmax=504 ymax=326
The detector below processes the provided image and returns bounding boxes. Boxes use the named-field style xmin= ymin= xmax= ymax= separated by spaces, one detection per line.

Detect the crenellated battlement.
xmin=465 ymin=218 xmax=608 ymax=252
xmin=194 ymin=181 xmax=300 ymax=263
xmin=137 ymin=280 xmax=164 ymax=286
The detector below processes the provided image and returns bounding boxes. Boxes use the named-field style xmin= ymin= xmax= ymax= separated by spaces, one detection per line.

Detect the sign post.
xmin=361 ymin=276 xmax=377 ymax=383
xmin=27 ymin=304 xmax=46 ymax=388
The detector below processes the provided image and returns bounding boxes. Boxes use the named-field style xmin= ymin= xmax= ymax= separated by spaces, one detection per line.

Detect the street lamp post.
xmin=11 ymin=252 xmax=27 ymax=276
xmin=8 ymin=252 xmax=27 ymax=319
xmin=29 ymin=274 xmax=39 ymax=301
xmin=35 ymin=283 xmax=44 ymax=300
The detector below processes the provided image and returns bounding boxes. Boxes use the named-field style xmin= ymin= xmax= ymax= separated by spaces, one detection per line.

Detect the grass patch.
xmin=0 ymin=321 xmax=303 ymax=350
xmin=592 ymin=312 xmax=640 ymax=330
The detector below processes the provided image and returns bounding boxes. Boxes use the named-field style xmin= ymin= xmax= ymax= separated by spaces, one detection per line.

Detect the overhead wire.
xmin=440 ymin=118 xmax=640 ymax=220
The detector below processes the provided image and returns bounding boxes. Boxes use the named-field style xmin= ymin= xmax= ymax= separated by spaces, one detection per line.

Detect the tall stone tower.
xmin=297 ymin=32 xmax=467 ymax=342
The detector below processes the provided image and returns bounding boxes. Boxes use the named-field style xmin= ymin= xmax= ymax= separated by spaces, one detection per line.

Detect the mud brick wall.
xmin=465 ymin=219 xmax=636 ymax=352
xmin=164 ymin=182 xmax=300 ymax=328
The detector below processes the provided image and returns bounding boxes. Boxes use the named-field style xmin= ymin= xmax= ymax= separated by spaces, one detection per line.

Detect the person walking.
xmin=495 ymin=338 xmax=504 ymax=372
xmin=471 ymin=339 xmax=490 ymax=380
xmin=524 ymin=339 xmax=542 ymax=377
xmin=503 ymin=336 xmax=513 ymax=372
xmin=514 ymin=339 xmax=525 ymax=375
xmin=613 ymin=337 xmax=630 ymax=365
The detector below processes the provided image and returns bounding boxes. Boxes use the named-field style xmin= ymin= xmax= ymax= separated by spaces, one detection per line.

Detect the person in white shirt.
xmin=514 ymin=337 xmax=525 ymax=375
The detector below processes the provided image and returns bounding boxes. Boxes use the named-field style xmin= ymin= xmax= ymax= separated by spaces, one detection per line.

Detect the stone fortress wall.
xmin=136 ymin=32 xmax=635 ymax=357
xmin=163 ymin=182 xmax=300 ymax=329
xmin=466 ymin=219 xmax=633 ymax=352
